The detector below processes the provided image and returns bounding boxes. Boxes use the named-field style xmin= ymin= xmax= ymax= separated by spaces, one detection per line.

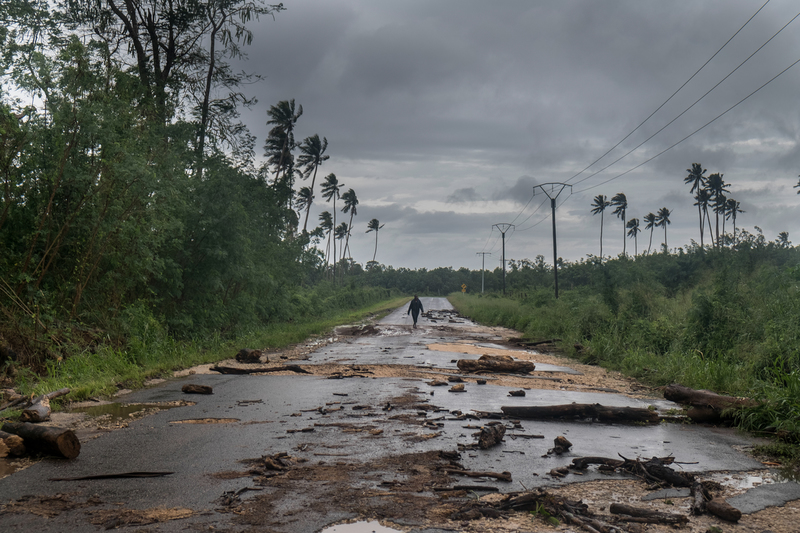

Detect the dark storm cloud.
xmin=237 ymin=0 xmax=800 ymax=269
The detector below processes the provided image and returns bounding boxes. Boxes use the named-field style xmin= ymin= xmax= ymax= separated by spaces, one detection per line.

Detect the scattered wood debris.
xmin=502 ymin=403 xmax=659 ymax=424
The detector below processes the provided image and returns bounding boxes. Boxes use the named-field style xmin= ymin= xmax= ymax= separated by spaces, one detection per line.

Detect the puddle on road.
xmin=709 ymin=470 xmax=793 ymax=491
xmin=71 ymin=401 xmax=191 ymax=424
xmin=319 ymin=520 xmax=402 ymax=533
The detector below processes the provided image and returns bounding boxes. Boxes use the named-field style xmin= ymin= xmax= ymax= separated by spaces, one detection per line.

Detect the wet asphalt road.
xmin=0 ymin=297 xmax=793 ymax=532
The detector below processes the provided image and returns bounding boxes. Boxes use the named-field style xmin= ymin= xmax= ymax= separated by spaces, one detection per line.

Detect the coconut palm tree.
xmin=626 ymin=218 xmax=640 ymax=256
xmin=644 ymin=212 xmax=657 ymax=254
xmin=705 ymin=173 xmax=729 ymax=247
xmin=334 ymin=222 xmax=349 ymax=262
xmin=655 ymin=207 xmax=672 ymax=251
xmin=265 ymin=99 xmax=303 ymax=192
xmin=294 ymin=186 xmax=313 ymax=217
xmin=340 ymin=188 xmax=359 ymax=259
xmin=611 ymin=192 xmax=628 ymax=256
xmin=318 ymin=211 xmax=333 ymax=266
xmin=590 ymin=194 xmax=611 ymax=259
xmin=724 ymin=198 xmax=744 ymax=246
xmin=693 ymin=188 xmax=712 ymax=247
xmin=366 ymin=218 xmax=385 ymax=262
xmin=297 ymin=134 xmax=329 ymax=233
xmin=795 ymin=175 xmax=800 ymax=193
xmin=321 ymin=173 xmax=343 ymax=278
xmin=685 ymin=163 xmax=707 ymax=248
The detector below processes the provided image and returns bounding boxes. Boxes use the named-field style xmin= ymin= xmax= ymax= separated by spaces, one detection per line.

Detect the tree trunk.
xmin=706 ymin=497 xmax=742 ymax=522
xmin=0 ymin=430 xmax=26 ymax=456
xmin=664 ymin=384 xmax=757 ymax=423
xmin=1 ymin=422 xmax=80 ymax=459
xmin=457 ymin=354 xmax=536 ymax=374
xmin=609 ymin=503 xmax=688 ymax=525
xmin=501 ymin=403 xmax=659 ymax=424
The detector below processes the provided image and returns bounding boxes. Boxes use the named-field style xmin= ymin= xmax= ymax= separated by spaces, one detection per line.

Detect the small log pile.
xmin=0 ymin=388 xmax=71 ymax=423
xmin=1 ymin=422 xmax=81 ymax=459
xmin=664 ymin=383 xmax=758 ymax=424
xmin=456 ymin=354 xmax=535 ymax=374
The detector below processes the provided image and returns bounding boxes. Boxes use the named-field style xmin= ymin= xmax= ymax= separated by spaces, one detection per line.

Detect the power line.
xmin=572 ymin=5 xmax=800 ymax=188
xmin=566 ymin=0 xmax=771 ymax=185
xmin=575 ymin=53 xmax=800 ymax=193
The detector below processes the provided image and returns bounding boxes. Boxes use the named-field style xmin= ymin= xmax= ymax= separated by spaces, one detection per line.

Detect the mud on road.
xmin=1 ymin=297 xmax=798 ymax=533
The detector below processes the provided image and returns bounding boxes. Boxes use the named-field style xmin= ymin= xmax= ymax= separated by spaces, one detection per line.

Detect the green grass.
xmin=8 ymin=296 xmax=408 ymax=406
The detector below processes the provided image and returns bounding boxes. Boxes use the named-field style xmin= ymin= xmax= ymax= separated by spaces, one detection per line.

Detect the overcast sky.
xmin=237 ymin=0 xmax=800 ymax=271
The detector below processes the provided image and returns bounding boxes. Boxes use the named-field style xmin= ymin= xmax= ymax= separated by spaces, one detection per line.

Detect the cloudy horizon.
xmin=236 ymin=0 xmax=800 ymax=271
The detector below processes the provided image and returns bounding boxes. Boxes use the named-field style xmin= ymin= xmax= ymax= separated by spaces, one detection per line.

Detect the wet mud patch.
xmin=0 ymin=492 xmax=103 ymax=518
xmin=86 ymin=506 xmax=194 ymax=528
xmin=232 ymin=450 xmax=468 ymax=532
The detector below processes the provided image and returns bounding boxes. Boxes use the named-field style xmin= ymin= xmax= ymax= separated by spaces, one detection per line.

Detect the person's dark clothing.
xmin=407 ymin=297 xmax=424 ymax=327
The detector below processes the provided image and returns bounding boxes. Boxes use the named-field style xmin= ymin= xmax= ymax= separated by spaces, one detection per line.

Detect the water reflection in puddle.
xmin=71 ymin=402 xmax=183 ymax=423
xmin=319 ymin=521 xmax=402 ymax=533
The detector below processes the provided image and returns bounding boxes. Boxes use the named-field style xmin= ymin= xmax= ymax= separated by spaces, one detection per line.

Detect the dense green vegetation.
xmin=448 ymin=239 xmax=800 ymax=450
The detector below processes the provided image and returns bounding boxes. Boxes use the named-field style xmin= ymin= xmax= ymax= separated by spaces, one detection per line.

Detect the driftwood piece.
xmin=706 ymin=497 xmax=742 ymax=522
xmin=236 ymin=349 xmax=265 ymax=363
xmin=501 ymin=403 xmax=659 ymax=424
xmin=571 ymin=456 xmax=625 ymax=470
xmin=181 ymin=384 xmax=213 ymax=394
xmin=664 ymin=384 xmax=757 ymax=423
xmin=1 ymin=422 xmax=80 ymax=459
xmin=443 ymin=468 xmax=512 ymax=482
xmin=610 ymin=503 xmax=688 ymax=524
xmin=476 ymin=423 xmax=505 ymax=449
xmin=211 ymin=364 xmax=311 ymax=375
xmin=457 ymin=354 xmax=536 ymax=374
xmin=0 ymin=429 xmax=26 ymax=456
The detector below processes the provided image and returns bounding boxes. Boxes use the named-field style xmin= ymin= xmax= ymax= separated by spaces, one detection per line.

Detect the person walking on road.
xmin=407 ymin=295 xmax=424 ymax=328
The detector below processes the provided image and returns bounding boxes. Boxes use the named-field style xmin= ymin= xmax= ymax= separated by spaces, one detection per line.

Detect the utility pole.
xmin=533 ymin=183 xmax=572 ymax=299
xmin=476 ymin=252 xmax=491 ymax=293
xmin=492 ymin=224 xmax=514 ymax=295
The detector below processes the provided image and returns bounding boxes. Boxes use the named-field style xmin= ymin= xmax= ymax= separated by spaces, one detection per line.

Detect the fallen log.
xmin=571 ymin=456 xmax=625 ymax=470
xmin=457 ymin=354 xmax=536 ymax=374
xmin=476 ymin=423 xmax=505 ymax=449
xmin=501 ymin=403 xmax=659 ymax=424
xmin=691 ymin=478 xmax=708 ymax=515
xmin=443 ymin=468 xmax=512 ymax=482
xmin=211 ymin=364 xmax=311 ymax=375
xmin=665 ymin=383 xmax=757 ymax=408
xmin=706 ymin=497 xmax=742 ymax=522
xmin=181 ymin=384 xmax=213 ymax=395
xmin=1 ymin=422 xmax=80 ymax=459
xmin=610 ymin=503 xmax=688 ymax=524
xmin=19 ymin=387 xmax=72 ymax=423
xmin=0 ymin=429 xmax=26 ymax=456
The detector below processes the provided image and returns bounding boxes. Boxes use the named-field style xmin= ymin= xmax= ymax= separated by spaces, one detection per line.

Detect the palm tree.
xmin=795 ymin=175 xmax=800 ymax=193
xmin=590 ymin=194 xmax=610 ymax=259
xmin=340 ymin=188 xmax=359 ymax=259
xmin=366 ymin=218 xmax=385 ymax=262
xmin=297 ymin=134 xmax=329 ymax=233
xmin=334 ymin=222 xmax=349 ymax=262
xmin=266 ymin=99 xmax=303 ymax=182
xmin=294 ymin=186 xmax=313 ymax=217
xmin=318 ymin=211 xmax=333 ymax=266
xmin=693 ymin=188 xmax=712 ymax=247
xmin=626 ymin=218 xmax=640 ymax=256
xmin=321 ymin=173 xmax=343 ymax=278
xmin=705 ymin=172 xmax=729 ymax=247
xmin=644 ymin=212 xmax=657 ymax=254
xmin=611 ymin=192 xmax=628 ymax=256
xmin=684 ymin=163 xmax=707 ymax=248
xmin=655 ymin=207 xmax=672 ymax=251
xmin=724 ymin=198 xmax=744 ymax=246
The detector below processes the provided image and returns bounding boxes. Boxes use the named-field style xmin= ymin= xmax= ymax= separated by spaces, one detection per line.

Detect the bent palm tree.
xmin=318 ymin=211 xmax=333 ymax=266
xmin=590 ymin=194 xmax=610 ymax=259
xmin=795 ymin=175 xmax=800 ymax=193
xmin=724 ymin=198 xmax=744 ymax=246
xmin=656 ymin=207 xmax=672 ymax=251
xmin=626 ymin=218 xmax=640 ymax=256
xmin=611 ymin=192 xmax=628 ymax=255
xmin=334 ymin=222 xmax=349 ymax=262
xmin=266 ymin=99 xmax=303 ymax=188
xmin=341 ymin=188 xmax=359 ymax=259
xmin=644 ymin=212 xmax=657 ymax=254
xmin=705 ymin=173 xmax=729 ymax=247
xmin=297 ymin=134 xmax=329 ymax=233
xmin=685 ymin=163 xmax=707 ymax=248
xmin=321 ymin=173 xmax=343 ymax=279
xmin=366 ymin=218 xmax=385 ymax=262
